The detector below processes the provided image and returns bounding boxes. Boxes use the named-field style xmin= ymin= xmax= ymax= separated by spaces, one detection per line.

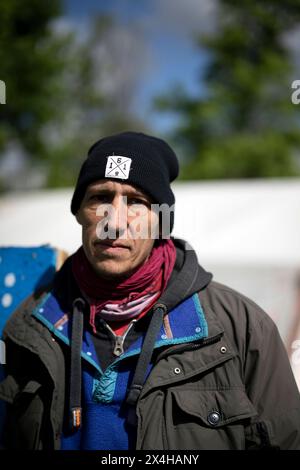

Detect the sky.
xmin=62 ymin=0 xmax=218 ymax=132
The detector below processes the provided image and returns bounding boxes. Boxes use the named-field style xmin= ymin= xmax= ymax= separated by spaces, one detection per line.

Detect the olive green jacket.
xmin=1 ymin=278 xmax=300 ymax=450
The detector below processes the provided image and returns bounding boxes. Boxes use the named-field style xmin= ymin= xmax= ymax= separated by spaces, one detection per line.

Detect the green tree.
xmin=0 ymin=4 xmax=147 ymax=190
xmin=0 ymin=0 xmax=69 ymax=167
xmin=156 ymin=0 xmax=300 ymax=179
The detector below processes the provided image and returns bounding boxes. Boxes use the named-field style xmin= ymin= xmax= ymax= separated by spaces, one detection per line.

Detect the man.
xmin=0 ymin=131 xmax=300 ymax=450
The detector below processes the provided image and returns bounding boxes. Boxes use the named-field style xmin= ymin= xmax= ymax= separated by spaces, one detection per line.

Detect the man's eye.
xmin=129 ymin=198 xmax=149 ymax=206
xmin=90 ymin=195 xmax=109 ymax=202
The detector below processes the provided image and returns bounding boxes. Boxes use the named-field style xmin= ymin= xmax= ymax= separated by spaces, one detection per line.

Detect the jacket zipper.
xmin=100 ymin=319 xmax=137 ymax=356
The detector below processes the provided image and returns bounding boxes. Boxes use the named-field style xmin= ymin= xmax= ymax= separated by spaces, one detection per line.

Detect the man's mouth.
xmin=94 ymin=240 xmax=131 ymax=251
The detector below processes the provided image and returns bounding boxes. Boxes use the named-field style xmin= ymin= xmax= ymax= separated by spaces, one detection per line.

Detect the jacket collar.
xmin=31 ymin=289 xmax=209 ymax=374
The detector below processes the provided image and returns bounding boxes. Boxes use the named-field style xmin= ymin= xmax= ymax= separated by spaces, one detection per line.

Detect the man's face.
xmin=76 ymin=179 xmax=159 ymax=280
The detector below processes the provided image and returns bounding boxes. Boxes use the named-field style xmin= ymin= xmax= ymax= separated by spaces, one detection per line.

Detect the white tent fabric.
xmin=174 ymin=178 xmax=300 ymax=267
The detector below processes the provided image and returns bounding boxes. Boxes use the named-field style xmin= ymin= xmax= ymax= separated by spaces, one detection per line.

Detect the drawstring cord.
xmin=69 ymin=297 xmax=85 ymax=431
xmin=68 ymin=298 xmax=167 ymax=431
xmin=125 ymin=303 xmax=167 ymax=426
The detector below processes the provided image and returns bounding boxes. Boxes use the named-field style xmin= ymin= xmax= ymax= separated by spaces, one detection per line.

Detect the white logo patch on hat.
xmin=105 ymin=155 xmax=132 ymax=179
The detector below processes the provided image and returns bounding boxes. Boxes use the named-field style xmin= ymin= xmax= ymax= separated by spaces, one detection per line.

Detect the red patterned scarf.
xmin=72 ymin=239 xmax=176 ymax=333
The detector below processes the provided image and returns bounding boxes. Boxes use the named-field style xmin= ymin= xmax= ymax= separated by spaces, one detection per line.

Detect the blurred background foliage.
xmin=155 ymin=0 xmax=300 ymax=179
xmin=0 ymin=0 xmax=148 ymax=190
xmin=0 ymin=0 xmax=300 ymax=190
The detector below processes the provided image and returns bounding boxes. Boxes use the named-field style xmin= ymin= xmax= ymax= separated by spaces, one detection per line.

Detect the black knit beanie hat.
xmin=71 ymin=131 xmax=179 ymax=232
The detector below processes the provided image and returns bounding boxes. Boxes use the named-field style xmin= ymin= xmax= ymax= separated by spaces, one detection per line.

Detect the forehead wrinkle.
xmin=87 ymin=181 xmax=148 ymax=198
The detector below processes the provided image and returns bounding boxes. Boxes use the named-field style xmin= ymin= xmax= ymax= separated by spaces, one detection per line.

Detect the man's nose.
xmin=108 ymin=195 xmax=128 ymax=234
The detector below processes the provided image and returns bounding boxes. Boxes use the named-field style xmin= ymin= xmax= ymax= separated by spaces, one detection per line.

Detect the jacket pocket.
xmin=0 ymin=377 xmax=44 ymax=449
xmin=165 ymin=387 xmax=258 ymax=449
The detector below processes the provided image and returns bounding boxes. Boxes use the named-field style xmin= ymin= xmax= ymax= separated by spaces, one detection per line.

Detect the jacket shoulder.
xmin=200 ymin=279 xmax=278 ymax=342
xmin=2 ymin=284 xmax=52 ymax=341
